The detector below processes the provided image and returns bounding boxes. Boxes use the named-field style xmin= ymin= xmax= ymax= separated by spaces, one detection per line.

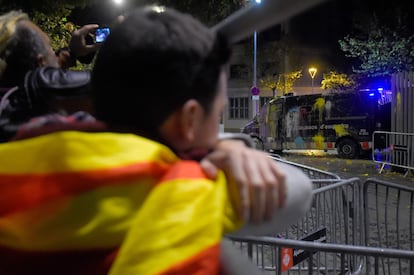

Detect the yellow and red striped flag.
xmin=0 ymin=131 xmax=242 ymax=274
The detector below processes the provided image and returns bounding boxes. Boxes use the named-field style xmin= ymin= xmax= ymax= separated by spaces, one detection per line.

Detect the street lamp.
xmin=308 ymin=67 xmax=317 ymax=93
xmin=112 ymin=0 xmax=127 ymax=17
xmin=253 ymin=0 xmax=261 ymax=88
xmin=252 ymin=0 xmax=261 ymax=117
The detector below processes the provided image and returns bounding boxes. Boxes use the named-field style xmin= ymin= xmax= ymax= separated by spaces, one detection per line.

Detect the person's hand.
xmin=200 ymin=139 xmax=286 ymax=224
xmin=68 ymin=24 xmax=100 ymax=58
xmin=56 ymin=48 xmax=76 ymax=69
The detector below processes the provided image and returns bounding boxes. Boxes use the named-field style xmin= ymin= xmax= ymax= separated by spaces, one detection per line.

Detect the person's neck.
xmin=106 ymin=124 xmax=196 ymax=160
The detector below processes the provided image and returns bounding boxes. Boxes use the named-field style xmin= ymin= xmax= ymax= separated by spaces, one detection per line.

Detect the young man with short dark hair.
xmin=0 ymin=6 xmax=312 ymax=274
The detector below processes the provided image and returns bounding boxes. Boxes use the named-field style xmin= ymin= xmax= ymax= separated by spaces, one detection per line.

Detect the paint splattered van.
xmin=241 ymin=90 xmax=391 ymax=159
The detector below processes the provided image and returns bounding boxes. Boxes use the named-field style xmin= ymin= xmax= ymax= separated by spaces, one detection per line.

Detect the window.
xmin=230 ymin=64 xmax=249 ymax=80
xmin=228 ymin=97 xmax=249 ymax=119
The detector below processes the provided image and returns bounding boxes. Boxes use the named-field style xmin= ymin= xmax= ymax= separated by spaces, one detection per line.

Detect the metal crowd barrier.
xmin=372 ymin=131 xmax=414 ymax=176
xmin=227 ymin=236 xmax=414 ymax=274
xmin=228 ymin=176 xmax=414 ymax=274
xmin=269 ymin=153 xmax=342 ymax=189
xmin=363 ymin=178 xmax=414 ymax=274
xmin=228 ymin=178 xmax=364 ymax=274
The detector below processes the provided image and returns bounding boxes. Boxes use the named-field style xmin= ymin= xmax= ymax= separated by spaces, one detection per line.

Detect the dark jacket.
xmin=0 ymin=67 xmax=91 ymax=142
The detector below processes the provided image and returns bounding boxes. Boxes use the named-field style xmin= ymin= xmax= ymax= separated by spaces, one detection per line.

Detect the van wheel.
xmin=251 ymin=136 xmax=264 ymax=151
xmin=337 ymin=138 xmax=359 ymax=159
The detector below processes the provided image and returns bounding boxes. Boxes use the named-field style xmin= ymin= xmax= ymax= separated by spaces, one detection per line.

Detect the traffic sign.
xmin=251 ymin=86 xmax=260 ymax=95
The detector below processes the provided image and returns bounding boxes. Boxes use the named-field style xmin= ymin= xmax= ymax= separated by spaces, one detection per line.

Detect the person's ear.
xmin=179 ymin=99 xmax=203 ymax=143
xmin=36 ymin=54 xmax=47 ymax=67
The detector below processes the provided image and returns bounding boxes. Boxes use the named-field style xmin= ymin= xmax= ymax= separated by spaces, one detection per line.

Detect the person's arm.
xmin=200 ymin=136 xmax=313 ymax=235
xmin=24 ymin=67 xmax=91 ymax=99
xmin=69 ymin=24 xmax=100 ymax=58
xmin=232 ymin=161 xmax=312 ymax=236
xmin=201 ymin=138 xmax=285 ymax=223
xmin=55 ymin=48 xmax=77 ymax=69
xmin=55 ymin=24 xmax=101 ymax=69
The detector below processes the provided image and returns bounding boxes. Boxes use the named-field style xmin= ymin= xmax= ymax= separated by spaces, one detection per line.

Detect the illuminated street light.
xmin=308 ymin=67 xmax=317 ymax=93
xmin=112 ymin=0 xmax=127 ymax=17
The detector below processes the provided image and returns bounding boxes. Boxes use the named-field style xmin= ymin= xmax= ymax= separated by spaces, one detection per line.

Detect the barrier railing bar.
xmin=372 ymin=131 xmax=414 ymax=176
xmin=226 ymin=236 xmax=414 ymax=259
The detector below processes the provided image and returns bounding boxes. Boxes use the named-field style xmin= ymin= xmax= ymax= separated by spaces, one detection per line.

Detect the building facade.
xmin=223 ymin=42 xmax=326 ymax=133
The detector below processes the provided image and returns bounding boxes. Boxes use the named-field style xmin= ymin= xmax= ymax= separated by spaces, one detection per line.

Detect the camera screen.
xmin=95 ymin=27 xmax=110 ymax=43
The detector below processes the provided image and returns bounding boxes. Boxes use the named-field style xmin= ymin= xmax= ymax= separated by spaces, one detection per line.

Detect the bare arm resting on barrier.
xmin=231 ymin=161 xmax=313 ymax=236
xmin=201 ymin=138 xmax=286 ymax=223
xmin=201 ymin=135 xmax=313 ymax=235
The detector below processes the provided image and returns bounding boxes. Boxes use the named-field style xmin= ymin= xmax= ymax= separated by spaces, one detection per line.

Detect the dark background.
xmin=69 ymin=0 xmax=414 ymax=74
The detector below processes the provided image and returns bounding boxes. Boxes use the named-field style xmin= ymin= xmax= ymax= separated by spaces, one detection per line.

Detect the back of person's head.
xmin=92 ymin=5 xmax=231 ymax=139
xmin=0 ymin=10 xmax=54 ymax=86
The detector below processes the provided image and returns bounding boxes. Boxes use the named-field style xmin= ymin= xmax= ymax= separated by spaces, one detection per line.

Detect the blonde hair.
xmin=0 ymin=10 xmax=29 ymax=79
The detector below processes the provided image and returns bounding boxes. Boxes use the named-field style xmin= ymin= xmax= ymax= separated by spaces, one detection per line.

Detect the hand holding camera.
xmin=69 ymin=24 xmax=110 ymax=64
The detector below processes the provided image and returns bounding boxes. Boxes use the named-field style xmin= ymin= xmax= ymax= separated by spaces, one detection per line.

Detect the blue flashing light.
xmin=360 ymin=76 xmax=391 ymax=92
xmin=255 ymin=0 xmax=261 ymax=3
xmin=369 ymin=93 xmax=375 ymax=97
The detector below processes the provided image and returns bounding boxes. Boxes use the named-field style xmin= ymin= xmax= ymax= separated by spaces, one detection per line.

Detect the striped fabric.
xmin=0 ymin=131 xmax=243 ymax=274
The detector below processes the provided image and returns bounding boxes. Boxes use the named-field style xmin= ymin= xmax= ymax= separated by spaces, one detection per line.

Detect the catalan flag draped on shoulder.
xmin=0 ymin=115 xmax=243 ymax=274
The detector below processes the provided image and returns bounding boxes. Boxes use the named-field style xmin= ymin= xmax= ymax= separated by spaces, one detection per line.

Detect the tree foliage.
xmin=339 ymin=15 xmax=414 ymax=77
xmin=260 ymin=69 xmax=302 ymax=97
xmin=259 ymin=75 xmax=277 ymax=97
xmin=278 ymin=70 xmax=302 ymax=95
xmin=0 ymin=0 xmax=92 ymax=50
xmin=0 ymin=0 xmax=243 ymax=70
xmin=0 ymin=0 xmax=244 ymax=48
xmin=0 ymin=0 xmax=91 ymax=12
xmin=321 ymin=71 xmax=356 ymax=92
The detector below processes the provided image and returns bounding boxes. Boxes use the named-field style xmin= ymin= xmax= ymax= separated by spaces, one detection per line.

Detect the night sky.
xmin=70 ymin=0 xmax=414 ymax=42
xmin=69 ymin=1 xmax=135 ymax=26
xmin=69 ymin=0 xmax=414 ymax=74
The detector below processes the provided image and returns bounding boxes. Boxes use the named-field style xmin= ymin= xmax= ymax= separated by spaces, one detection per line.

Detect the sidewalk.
xmin=281 ymin=153 xmax=414 ymax=186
